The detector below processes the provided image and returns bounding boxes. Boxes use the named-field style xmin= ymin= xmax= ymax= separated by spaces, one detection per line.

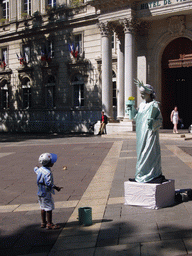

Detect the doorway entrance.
xmin=161 ymin=37 xmax=192 ymax=129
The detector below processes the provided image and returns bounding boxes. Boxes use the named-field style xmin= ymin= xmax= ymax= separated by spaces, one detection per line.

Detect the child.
xmin=34 ymin=152 xmax=62 ymax=230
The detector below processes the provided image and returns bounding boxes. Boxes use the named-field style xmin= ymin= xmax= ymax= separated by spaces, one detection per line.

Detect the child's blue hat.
xmin=39 ymin=153 xmax=57 ymax=166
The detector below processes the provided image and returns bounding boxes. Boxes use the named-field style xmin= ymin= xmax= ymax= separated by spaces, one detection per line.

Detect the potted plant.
xmin=21 ymin=12 xmax=29 ymax=20
xmin=0 ymin=18 xmax=8 ymax=25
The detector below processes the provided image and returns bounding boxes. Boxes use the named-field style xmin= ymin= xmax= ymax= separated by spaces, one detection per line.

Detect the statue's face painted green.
xmin=140 ymin=91 xmax=152 ymax=103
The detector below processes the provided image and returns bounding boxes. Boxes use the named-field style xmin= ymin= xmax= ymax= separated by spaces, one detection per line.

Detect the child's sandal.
xmin=41 ymin=222 xmax=47 ymax=228
xmin=46 ymin=223 xmax=60 ymax=230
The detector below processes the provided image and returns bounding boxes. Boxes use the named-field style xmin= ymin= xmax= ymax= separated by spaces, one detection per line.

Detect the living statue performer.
xmin=129 ymin=79 xmax=166 ymax=183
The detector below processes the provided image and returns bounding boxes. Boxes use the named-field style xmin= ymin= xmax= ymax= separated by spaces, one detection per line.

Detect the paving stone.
xmin=119 ymin=233 xmax=160 ymax=244
xmin=0 ymin=247 xmax=32 ymax=256
xmin=94 ymin=244 xmax=140 ymax=256
xmin=49 ymin=248 xmax=95 ymax=256
xmin=29 ymin=245 xmax=52 ymax=254
xmin=140 ymin=239 xmax=187 ymax=256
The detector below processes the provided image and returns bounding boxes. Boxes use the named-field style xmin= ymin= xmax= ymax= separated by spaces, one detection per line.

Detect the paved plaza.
xmin=1 ymin=131 xmax=192 ymax=255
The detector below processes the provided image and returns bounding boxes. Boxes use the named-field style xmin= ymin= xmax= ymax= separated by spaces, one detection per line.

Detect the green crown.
xmin=134 ymin=78 xmax=152 ymax=93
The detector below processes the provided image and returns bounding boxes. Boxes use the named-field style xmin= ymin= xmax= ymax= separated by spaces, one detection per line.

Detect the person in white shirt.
xmin=170 ymin=106 xmax=180 ymax=133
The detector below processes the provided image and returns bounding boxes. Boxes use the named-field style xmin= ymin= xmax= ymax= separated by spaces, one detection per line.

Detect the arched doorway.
xmin=162 ymin=37 xmax=192 ymax=128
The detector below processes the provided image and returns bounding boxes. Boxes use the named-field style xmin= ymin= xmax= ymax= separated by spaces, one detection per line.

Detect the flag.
xmin=47 ymin=51 xmax=52 ymax=62
xmin=41 ymin=51 xmax=46 ymax=61
xmin=74 ymin=44 xmax=79 ymax=58
xmin=16 ymin=52 xmax=25 ymax=64
xmin=24 ymin=51 xmax=29 ymax=63
xmin=68 ymin=43 xmax=75 ymax=57
xmin=41 ymin=52 xmax=46 ymax=61
xmin=1 ymin=52 xmax=6 ymax=68
xmin=16 ymin=53 xmax=20 ymax=60
xmin=41 ymin=45 xmax=47 ymax=61
xmin=19 ymin=52 xmax=24 ymax=64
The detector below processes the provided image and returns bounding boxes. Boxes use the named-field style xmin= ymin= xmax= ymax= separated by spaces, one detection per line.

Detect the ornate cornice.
xmin=89 ymin=0 xmax=130 ymax=11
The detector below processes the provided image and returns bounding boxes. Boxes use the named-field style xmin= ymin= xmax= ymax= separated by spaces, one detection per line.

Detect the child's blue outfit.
xmin=34 ymin=166 xmax=55 ymax=211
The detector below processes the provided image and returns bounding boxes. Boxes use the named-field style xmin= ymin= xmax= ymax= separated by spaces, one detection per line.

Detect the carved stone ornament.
xmin=0 ymin=73 xmax=11 ymax=84
xmin=98 ymin=22 xmax=113 ymax=36
xmin=168 ymin=16 xmax=185 ymax=36
xmin=122 ymin=18 xmax=134 ymax=34
xmin=17 ymin=66 xmax=33 ymax=81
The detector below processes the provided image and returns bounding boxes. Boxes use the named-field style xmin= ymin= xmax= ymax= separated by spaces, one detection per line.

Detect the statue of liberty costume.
xmin=130 ymin=80 xmax=164 ymax=183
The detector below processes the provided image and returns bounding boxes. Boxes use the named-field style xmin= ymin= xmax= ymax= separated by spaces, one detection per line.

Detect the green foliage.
xmin=0 ymin=18 xmax=6 ymax=23
xmin=21 ymin=12 xmax=29 ymax=19
xmin=71 ymin=0 xmax=84 ymax=7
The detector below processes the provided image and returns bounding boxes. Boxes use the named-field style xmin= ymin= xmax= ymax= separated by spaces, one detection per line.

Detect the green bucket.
xmin=78 ymin=207 xmax=92 ymax=226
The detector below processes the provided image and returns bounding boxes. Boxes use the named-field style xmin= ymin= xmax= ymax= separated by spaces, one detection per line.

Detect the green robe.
xmin=134 ymin=100 xmax=162 ymax=183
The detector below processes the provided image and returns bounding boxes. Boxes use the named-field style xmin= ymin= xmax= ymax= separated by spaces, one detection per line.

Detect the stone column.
xmin=116 ymin=35 xmax=124 ymax=120
xmin=123 ymin=19 xmax=135 ymax=119
xmin=98 ymin=22 xmax=113 ymax=119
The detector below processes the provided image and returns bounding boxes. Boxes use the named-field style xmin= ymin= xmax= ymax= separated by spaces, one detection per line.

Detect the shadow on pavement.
xmin=0 ymin=222 xmax=65 ymax=256
xmin=95 ymin=222 xmax=192 ymax=256
xmin=0 ymin=132 xmax=94 ymax=143
xmin=1 ymin=217 xmax=192 ymax=255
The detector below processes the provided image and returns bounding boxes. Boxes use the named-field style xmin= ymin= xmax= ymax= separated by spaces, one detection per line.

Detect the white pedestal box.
xmin=124 ymin=179 xmax=175 ymax=209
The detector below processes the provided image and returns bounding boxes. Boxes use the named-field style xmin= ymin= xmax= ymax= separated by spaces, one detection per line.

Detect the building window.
xmin=46 ymin=75 xmax=55 ymax=108
xmin=23 ymin=87 xmax=31 ymax=108
xmin=72 ymin=74 xmax=84 ymax=107
xmin=24 ymin=0 xmax=31 ymax=16
xmin=22 ymin=45 xmax=30 ymax=63
xmin=48 ymin=41 xmax=54 ymax=58
xmin=112 ymin=71 xmax=117 ymax=107
xmin=0 ymin=47 xmax=8 ymax=68
xmin=74 ymin=34 xmax=82 ymax=55
xmin=22 ymin=79 xmax=31 ymax=109
xmin=48 ymin=0 xmax=56 ymax=7
xmin=74 ymin=84 xmax=84 ymax=107
xmin=1 ymin=83 xmax=9 ymax=109
xmin=41 ymin=41 xmax=54 ymax=61
xmin=3 ymin=0 xmax=9 ymax=19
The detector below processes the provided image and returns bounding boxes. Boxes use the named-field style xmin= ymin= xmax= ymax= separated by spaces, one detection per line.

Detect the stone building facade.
xmin=0 ymin=0 xmax=191 ymax=132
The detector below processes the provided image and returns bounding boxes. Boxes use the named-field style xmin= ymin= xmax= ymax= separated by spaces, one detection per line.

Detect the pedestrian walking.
xmin=170 ymin=106 xmax=180 ymax=133
xmin=34 ymin=153 xmax=63 ymax=230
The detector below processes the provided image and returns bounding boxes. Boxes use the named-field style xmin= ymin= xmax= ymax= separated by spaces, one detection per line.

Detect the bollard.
xmin=78 ymin=207 xmax=92 ymax=226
